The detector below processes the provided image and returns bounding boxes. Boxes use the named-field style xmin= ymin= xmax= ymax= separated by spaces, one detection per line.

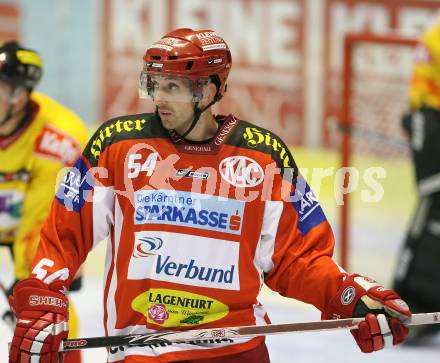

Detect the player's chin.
xmin=159 ymin=116 xmax=175 ymax=129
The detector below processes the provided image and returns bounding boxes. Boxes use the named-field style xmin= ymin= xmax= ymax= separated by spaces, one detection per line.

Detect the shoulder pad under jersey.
xmin=83 ymin=113 xmax=163 ymax=166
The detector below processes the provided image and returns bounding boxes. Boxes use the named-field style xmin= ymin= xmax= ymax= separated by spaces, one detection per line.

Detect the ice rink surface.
xmin=1 ymin=277 xmax=439 ymax=363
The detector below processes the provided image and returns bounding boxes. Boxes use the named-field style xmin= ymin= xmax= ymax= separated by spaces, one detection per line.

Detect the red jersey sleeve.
xmin=259 ymin=168 xmax=346 ymax=312
xmin=30 ymin=131 xmax=114 ymax=287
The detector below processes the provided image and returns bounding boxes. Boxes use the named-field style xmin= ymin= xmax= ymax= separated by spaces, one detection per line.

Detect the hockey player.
xmin=0 ymin=41 xmax=88 ymax=362
xmin=9 ymin=29 xmax=411 ymax=362
xmin=393 ymin=18 xmax=440 ymax=344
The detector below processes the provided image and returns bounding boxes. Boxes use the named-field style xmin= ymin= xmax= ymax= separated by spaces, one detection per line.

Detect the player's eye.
xmin=167 ymin=82 xmax=179 ymax=91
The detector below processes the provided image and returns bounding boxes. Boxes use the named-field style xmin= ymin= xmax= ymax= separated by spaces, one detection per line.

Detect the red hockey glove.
xmin=322 ymin=274 xmax=411 ymax=353
xmin=8 ymin=278 xmax=69 ymax=363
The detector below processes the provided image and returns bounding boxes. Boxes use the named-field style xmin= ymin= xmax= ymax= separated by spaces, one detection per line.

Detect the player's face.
xmin=150 ymin=75 xmax=197 ymax=133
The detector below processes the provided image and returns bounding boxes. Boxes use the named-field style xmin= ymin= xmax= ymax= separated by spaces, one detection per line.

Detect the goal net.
xmin=338 ymin=32 xmax=419 ymax=284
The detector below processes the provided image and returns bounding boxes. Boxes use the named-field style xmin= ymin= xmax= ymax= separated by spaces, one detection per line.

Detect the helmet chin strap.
xmin=157 ymin=98 xmax=219 ymax=140
xmin=179 ymin=98 xmax=218 ymax=139
xmin=179 ymin=102 xmax=203 ymax=139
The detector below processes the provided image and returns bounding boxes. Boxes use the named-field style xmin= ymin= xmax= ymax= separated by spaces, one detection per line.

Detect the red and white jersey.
xmin=31 ymin=114 xmax=346 ymax=362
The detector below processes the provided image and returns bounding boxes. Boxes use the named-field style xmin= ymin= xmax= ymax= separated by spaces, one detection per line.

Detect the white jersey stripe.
xmin=254 ymin=201 xmax=284 ymax=274
xmin=92 ymin=186 xmax=114 ymax=249
xmin=30 ymin=339 xmax=45 ymax=354
xmin=105 ymin=196 xmax=123 ymax=337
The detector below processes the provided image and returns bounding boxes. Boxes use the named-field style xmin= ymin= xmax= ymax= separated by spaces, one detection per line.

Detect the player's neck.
xmin=183 ymin=110 xmax=219 ymax=142
xmin=0 ymin=108 xmax=26 ymax=136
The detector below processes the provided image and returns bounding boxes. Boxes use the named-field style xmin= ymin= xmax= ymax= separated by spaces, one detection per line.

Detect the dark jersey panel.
xmin=396 ymin=106 xmax=440 ymax=317
xmin=226 ymin=120 xmax=298 ymax=181
xmin=402 ymin=107 xmax=440 ymax=186
xmin=83 ymin=113 xmax=167 ymax=167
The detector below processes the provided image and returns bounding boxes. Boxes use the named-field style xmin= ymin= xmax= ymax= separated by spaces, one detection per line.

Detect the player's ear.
xmin=200 ymin=82 xmax=217 ymax=108
xmin=10 ymin=87 xmax=29 ymax=110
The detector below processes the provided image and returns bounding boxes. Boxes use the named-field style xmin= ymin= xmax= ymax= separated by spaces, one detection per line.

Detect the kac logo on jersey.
xmin=219 ymin=156 xmax=264 ymax=187
xmin=128 ymin=231 xmax=240 ymax=290
xmin=134 ymin=190 xmax=244 ymax=235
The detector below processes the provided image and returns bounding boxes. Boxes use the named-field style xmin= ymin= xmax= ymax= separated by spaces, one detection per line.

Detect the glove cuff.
xmin=10 ymin=278 xmax=69 ymax=317
xmin=322 ymin=274 xmax=363 ymax=320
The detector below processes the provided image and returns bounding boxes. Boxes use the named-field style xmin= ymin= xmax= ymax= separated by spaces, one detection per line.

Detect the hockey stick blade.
xmin=61 ymin=312 xmax=440 ymax=351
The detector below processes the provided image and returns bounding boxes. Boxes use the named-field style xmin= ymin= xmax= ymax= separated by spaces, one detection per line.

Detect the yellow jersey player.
xmin=0 ymin=41 xmax=88 ymax=362
xmin=393 ymin=17 xmax=440 ymax=345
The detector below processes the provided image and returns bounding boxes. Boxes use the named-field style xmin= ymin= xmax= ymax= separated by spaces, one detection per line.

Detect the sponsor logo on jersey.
xmin=0 ymin=195 xmax=13 ymax=214
xmin=89 ymin=119 xmax=147 ymax=159
xmin=133 ymin=237 xmax=163 ymax=258
xmin=35 ymin=125 xmax=81 ymax=166
xmin=0 ymin=169 xmax=30 ymax=183
xmin=128 ymin=231 xmax=240 ymax=290
xmin=0 ymin=190 xmax=24 ymax=231
xmin=131 ymin=288 xmax=229 ymax=327
xmin=243 ymin=127 xmax=292 ymax=168
xmin=214 ymin=117 xmax=237 ymax=146
xmin=148 ymin=303 xmax=169 ymax=324
xmin=134 ymin=190 xmax=243 ymax=235
xmin=176 ymin=169 xmax=209 ymax=180
xmin=55 ymin=159 xmax=94 ymax=212
xmin=219 ymin=156 xmax=264 ymax=187
xmin=0 ymin=191 xmax=22 ymax=217
xmin=179 ymin=144 xmax=213 ymax=153
xmin=291 ymin=176 xmax=326 ymax=236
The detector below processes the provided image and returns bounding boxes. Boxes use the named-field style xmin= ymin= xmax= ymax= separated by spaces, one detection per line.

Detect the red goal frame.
xmin=339 ymin=32 xmax=418 ymax=270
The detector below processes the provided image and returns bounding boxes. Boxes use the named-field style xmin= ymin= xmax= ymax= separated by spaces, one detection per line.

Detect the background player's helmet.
xmin=140 ymin=28 xmax=232 ymax=103
xmin=0 ymin=41 xmax=43 ymax=91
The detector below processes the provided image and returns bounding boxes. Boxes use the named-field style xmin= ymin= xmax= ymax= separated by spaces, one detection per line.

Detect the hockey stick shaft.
xmin=62 ymin=312 xmax=440 ymax=351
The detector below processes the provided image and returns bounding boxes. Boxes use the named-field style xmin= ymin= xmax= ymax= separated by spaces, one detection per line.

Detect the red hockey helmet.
xmin=140 ymin=28 xmax=232 ymax=102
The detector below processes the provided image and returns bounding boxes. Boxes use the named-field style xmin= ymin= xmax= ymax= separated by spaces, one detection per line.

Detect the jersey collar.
xmin=0 ymin=100 xmax=39 ymax=149
xmin=167 ymin=115 xmax=238 ymax=155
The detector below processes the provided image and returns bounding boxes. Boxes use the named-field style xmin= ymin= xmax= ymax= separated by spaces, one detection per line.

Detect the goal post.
xmin=339 ymin=32 xmax=419 ymax=271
